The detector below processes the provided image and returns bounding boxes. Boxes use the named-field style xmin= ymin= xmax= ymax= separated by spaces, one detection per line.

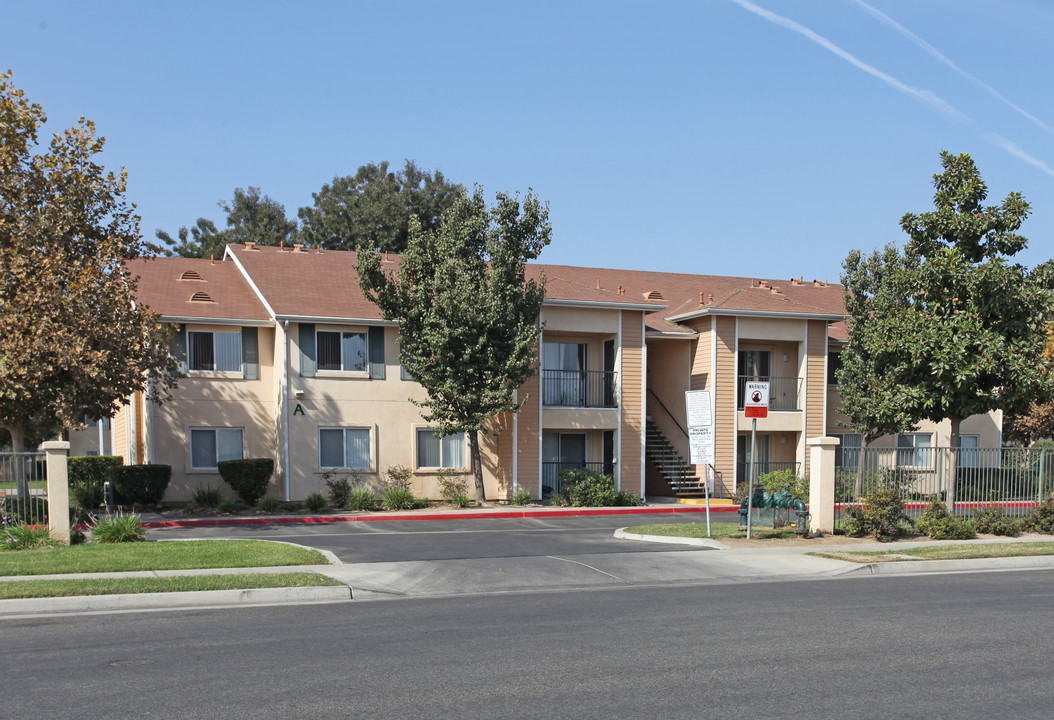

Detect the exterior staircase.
xmin=645 ymin=417 xmax=711 ymax=499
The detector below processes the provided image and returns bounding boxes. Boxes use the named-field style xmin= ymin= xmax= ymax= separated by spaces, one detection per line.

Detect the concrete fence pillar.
xmin=42 ymin=441 xmax=71 ymax=544
xmin=807 ymin=436 xmax=839 ymax=535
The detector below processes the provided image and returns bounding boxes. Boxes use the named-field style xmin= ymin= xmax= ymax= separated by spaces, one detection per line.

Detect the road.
xmin=5 ymin=570 xmax=1053 ymax=719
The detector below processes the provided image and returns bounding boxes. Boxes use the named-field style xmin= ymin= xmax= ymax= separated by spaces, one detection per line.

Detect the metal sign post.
xmin=743 ymin=381 xmax=769 ymax=539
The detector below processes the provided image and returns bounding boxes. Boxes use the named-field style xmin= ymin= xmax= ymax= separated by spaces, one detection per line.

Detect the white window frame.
xmin=188 ymin=330 xmax=242 ymax=374
xmin=189 ymin=427 xmax=244 ymax=470
xmin=316 ymin=329 xmax=368 ymax=373
xmin=415 ymin=428 xmax=466 ymax=469
xmin=896 ymin=433 xmax=934 ymax=469
xmin=318 ymin=427 xmax=372 ymax=470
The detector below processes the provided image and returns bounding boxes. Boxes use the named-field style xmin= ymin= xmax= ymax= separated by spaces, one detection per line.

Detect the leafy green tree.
xmin=839 ymin=151 xmax=1054 ymax=506
xmin=356 ymin=187 xmax=550 ymax=503
xmin=299 ymin=160 xmax=463 ymax=252
xmin=0 ymin=72 xmax=177 ymax=493
xmin=157 ymin=186 xmax=296 ymax=258
xmin=1003 ymin=327 xmax=1054 ymax=445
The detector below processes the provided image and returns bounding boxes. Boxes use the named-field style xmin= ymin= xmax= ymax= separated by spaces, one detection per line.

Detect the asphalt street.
xmin=5 ymin=570 xmax=1053 ymax=719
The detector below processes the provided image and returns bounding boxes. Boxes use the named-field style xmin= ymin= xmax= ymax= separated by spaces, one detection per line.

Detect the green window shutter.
xmin=299 ymin=323 xmax=316 ymax=377
xmin=242 ymin=327 xmax=259 ymax=380
xmin=369 ymin=326 xmax=386 ymax=379
xmin=172 ymin=324 xmax=187 ymax=376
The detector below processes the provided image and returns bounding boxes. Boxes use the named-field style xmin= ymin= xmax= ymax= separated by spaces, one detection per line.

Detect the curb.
xmin=141 ymin=504 xmax=741 ymax=529
xmin=0 ymin=584 xmax=353 ymax=617
xmin=613 ymin=528 xmax=730 ymax=550
xmin=838 ymin=554 xmax=1054 ymax=577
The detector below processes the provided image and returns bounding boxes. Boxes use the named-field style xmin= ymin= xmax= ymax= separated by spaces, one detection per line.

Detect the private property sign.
xmin=744 ymin=381 xmax=769 ymax=418
xmin=684 ymin=390 xmax=714 ymax=466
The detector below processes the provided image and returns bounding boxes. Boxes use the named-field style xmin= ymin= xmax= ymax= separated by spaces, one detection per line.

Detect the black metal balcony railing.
xmin=737 ymin=376 xmax=802 ymax=411
xmin=542 ymin=370 xmax=617 ymax=408
xmin=736 ymin=461 xmax=801 ymax=481
xmin=542 ymin=461 xmax=612 ymax=496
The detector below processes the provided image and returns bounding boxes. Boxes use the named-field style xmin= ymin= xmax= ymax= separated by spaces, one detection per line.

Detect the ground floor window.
xmin=832 ymin=433 xmax=862 ymax=468
xmin=416 ymin=429 xmax=465 ymax=469
xmin=896 ymin=433 xmax=933 ymax=468
xmin=190 ymin=428 xmax=244 ymax=469
xmin=957 ymin=434 xmax=980 ymax=468
xmin=319 ymin=428 xmax=371 ymax=469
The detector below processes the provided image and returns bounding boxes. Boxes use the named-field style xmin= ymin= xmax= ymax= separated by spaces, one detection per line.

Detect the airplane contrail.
xmin=728 ymin=0 xmax=1054 ymax=180
xmin=852 ymin=0 xmax=1054 ymax=138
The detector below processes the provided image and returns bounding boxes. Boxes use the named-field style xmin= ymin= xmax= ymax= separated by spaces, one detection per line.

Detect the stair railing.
xmin=646 ymin=389 xmax=724 ymax=498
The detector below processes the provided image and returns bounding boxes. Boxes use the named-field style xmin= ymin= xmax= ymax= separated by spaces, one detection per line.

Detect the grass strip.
xmin=0 ymin=540 xmax=328 ymax=576
xmin=623 ymin=522 xmax=800 ymax=540
xmin=810 ymin=541 xmax=1054 ymax=563
xmin=0 ymin=572 xmax=342 ymax=599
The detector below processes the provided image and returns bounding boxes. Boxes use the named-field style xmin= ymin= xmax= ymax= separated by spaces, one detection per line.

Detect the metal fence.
xmin=542 ymin=370 xmax=618 ymax=408
xmin=737 ymin=376 xmax=802 ymax=411
xmin=834 ymin=446 xmax=1050 ymax=523
xmin=0 ymin=452 xmax=48 ymax=524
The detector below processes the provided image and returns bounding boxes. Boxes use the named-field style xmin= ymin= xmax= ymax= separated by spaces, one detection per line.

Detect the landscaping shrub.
xmin=436 ymin=469 xmax=470 ymax=505
xmin=383 ymin=487 xmax=415 ymax=510
xmin=304 ymin=492 xmax=327 ymax=513
xmin=916 ymin=497 xmax=976 ymax=540
xmin=380 ymin=465 xmax=412 ymax=491
xmin=322 ymin=470 xmax=362 ymax=508
xmin=511 ymin=488 xmax=533 ymax=506
xmin=217 ymin=458 xmax=274 ymax=506
xmin=1023 ymin=499 xmax=1054 ymax=534
xmin=555 ymin=469 xmax=618 ymax=507
xmin=1 ymin=523 xmax=58 ymax=550
xmin=1 ymin=496 xmax=47 ymax=525
xmin=193 ymin=483 xmax=222 ymax=508
xmin=843 ymin=487 xmax=913 ymax=541
xmin=217 ymin=499 xmax=238 ymax=514
xmin=758 ymin=468 xmax=809 ymax=502
xmin=257 ymin=497 xmax=281 ymax=513
xmin=90 ymin=512 xmax=146 ymax=543
xmin=347 ymin=484 xmax=378 ymax=511
xmin=616 ymin=490 xmax=642 ymax=507
xmin=68 ymin=455 xmax=123 ymax=510
xmin=970 ymin=506 xmax=1021 ymax=537
xmin=109 ymin=464 xmax=171 ymax=507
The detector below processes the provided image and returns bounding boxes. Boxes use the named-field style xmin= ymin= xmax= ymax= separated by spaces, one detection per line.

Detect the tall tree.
xmin=839 ymin=151 xmax=1054 ymax=506
xmin=1003 ymin=327 xmax=1054 ymax=445
xmin=0 ymin=72 xmax=177 ymax=489
xmin=356 ymin=187 xmax=550 ymax=504
xmin=157 ymin=186 xmax=296 ymax=258
xmin=299 ymin=160 xmax=463 ymax=252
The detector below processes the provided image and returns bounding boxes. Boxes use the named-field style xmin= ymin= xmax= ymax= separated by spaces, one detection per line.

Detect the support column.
xmin=807 ymin=436 xmax=839 ymax=535
xmin=42 ymin=441 xmax=71 ymax=544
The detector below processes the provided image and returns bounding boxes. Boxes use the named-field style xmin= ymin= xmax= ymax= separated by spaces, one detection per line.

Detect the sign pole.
xmin=747 ymin=417 xmax=756 ymax=539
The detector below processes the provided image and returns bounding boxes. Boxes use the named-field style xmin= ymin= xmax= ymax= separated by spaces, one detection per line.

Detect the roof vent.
xmin=244 ymin=241 xmax=256 ymax=250
xmin=190 ymin=291 xmax=214 ymax=303
xmin=644 ymin=290 xmax=663 ymax=300
xmin=179 ymin=270 xmax=203 ymax=281
xmin=770 ymin=286 xmax=781 ymax=295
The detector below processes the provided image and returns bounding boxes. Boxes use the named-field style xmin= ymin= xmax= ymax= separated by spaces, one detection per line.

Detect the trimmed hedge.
xmin=68 ymin=455 xmax=124 ymax=509
xmin=109 ymin=464 xmax=171 ymax=507
xmin=217 ymin=458 xmax=274 ymax=506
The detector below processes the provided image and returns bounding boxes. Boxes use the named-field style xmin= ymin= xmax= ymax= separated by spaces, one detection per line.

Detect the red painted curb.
xmin=140 ymin=504 xmax=741 ymax=529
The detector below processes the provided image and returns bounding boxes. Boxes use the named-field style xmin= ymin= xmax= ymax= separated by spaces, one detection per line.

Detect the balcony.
xmin=542 ymin=370 xmax=618 ymax=408
xmin=737 ymin=376 xmax=802 ymax=411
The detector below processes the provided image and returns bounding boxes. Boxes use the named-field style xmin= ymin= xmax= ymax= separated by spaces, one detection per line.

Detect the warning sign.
xmin=744 ymin=381 xmax=769 ymax=419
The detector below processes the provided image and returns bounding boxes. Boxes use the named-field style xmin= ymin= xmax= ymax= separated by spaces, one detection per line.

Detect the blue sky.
xmin=5 ymin=0 xmax=1054 ymax=285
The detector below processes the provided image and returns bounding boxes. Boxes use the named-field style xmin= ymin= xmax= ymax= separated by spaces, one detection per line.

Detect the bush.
xmin=217 ymin=499 xmax=238 ymax=514
xmin=383 ymin=487 xmax=415 ymax=510
xmin=90 ymin=512 xmax=146 ymax=543
xmin=304 ymin=492 xmax=327 ymax=513
xmin=758 ymin=469 xmax=809 ymax=502
xmin=451 ymin=493 xmax=471 ymax=508
xmin=970 ymin=506 xmax=1021 ymax=537
xmin=1021 ymin=498 xmax=1054 ymax=534
xmin=322 ymin=470 xmax=362 ymax=508
xmin=258 ymin=497 xmax=281 ymax=513
xmin=616 ymin=490 xmax=642 ymax=507
xmin=381 ymin=465 xmax=413 ymax=491
xmin=1 ymin=524 xmax=58 ymax=550
xmin=916 ymin=498 xmax=976 ymax=540
xmin=511 ymin=488 xmax=533 ymax=506
xmin=68 ymin=455 xmax=123 ymax=510
xmin=556 ymin=469 xmax=619 ymax=507
xmin=193 ymin=484 xmax=222 ymax=508
xmin=347 ymin=484 xmax=378 ymax=511
xmin=109 ymin=464 xmax=171 ymax=507
xmin=843 ymin=487 xmax=913 ymax=541
xmin=217 ymin=458 xmax=274 ymax=506
xmin=437 ymin=469 xmax=470 ymax=505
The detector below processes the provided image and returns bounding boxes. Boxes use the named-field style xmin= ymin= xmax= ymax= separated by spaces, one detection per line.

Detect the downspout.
xmin=144 ymin=377 xmax=155 ymax=463
xmin=639 ymin=312 xmax=647 ymax=500
xmin=616 ymin=311 xmax=623 ymax=490
xmin=283 ymin=320 xmax=291 ymax=501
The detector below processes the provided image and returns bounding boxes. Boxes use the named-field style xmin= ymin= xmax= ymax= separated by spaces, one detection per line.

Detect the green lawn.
xmin=0 ymin=572 xmax=342 ymax=599
xmin=811 ymin=541 xmax=1054 ymax=563
xmin=0 ymin=539 xmax=329 ymax=576
xmin=623 ymin=522 xmax=801 ymax=540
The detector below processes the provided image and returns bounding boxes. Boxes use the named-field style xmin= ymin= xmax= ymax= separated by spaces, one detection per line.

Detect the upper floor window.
xmin=317 ymin=330 xmax=367 ymax=372
xmin=190 ymin=427 xmax=244 ymax=469
xmin=827 ymin=351 xmax=842 ymax=386
xmin=896 ymin=433 xmax=933 ymax=468
xmin=189 ymin=330 xmax=242 ymax=372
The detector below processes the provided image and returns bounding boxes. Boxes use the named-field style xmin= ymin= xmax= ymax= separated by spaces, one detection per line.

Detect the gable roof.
xmin=127 ymin=256 xmax=271 ymax=324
